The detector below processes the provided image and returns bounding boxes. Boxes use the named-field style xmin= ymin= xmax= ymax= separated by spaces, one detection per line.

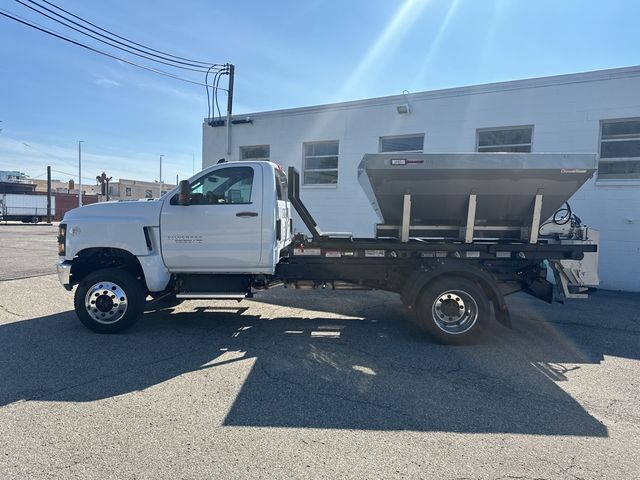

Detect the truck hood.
xmin=62 ymin=199 xmax=163 ymax=226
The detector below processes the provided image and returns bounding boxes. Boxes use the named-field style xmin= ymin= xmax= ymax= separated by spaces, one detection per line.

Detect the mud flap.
xmin=494 ymin=303 xmax=512 ymax=328
xmin=524 ymin=277 xmax=554 ymax=304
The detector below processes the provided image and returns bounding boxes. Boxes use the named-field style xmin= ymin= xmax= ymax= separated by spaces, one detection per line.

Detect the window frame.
xmin=597 ymin=117 xmax=640 ymax=181
xmin=476 ymin=125 xmax=534 ymax=153
xmin=170 ymin=165 xmax=255 ymax=205
xmin=240 ymin=144 xmax=270 ymax=161
xmin=378 ymin=133 xmax=425 ymax=153
xmin=302 ymin=140 xmax=339 ymax=186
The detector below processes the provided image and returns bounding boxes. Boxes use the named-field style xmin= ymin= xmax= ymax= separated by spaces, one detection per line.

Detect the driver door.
xmin=160 ymin=164 xmax=263 ymax=272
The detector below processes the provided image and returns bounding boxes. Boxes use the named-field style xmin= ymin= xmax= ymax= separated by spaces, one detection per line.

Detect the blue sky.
xmin=0 ymin=0 xmax=639 ymax=183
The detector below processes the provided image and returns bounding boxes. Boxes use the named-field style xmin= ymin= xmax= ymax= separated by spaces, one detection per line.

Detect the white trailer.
xmin=0 ymin=193 xmax=54 ymax=223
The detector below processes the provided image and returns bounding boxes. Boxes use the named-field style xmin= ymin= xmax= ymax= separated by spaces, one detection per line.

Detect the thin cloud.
xmin=94 ymin=77 xmax=121 ymax=88
xmin=0 ymin=136 xmax=192 ymax=183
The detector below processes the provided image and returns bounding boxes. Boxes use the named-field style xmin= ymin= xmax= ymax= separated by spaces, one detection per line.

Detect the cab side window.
xmin=172 ymin=166 xmax=254 ymax=205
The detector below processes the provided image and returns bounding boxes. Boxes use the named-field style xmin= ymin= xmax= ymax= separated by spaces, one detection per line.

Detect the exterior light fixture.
xmin=396 ymin=103 xmax=410 ymax=114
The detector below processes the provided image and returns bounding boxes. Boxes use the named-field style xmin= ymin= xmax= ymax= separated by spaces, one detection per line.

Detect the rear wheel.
xmin=415 ymin=276 xmax=490 ymax=344
xmin=74 ymin=268 xmax=145 ymax=333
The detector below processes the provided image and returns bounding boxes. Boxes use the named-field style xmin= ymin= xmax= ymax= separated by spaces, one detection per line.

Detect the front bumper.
xmin=56 ymin=260 xmax=73 ymax=291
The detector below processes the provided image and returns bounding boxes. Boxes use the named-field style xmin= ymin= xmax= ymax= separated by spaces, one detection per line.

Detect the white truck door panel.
xmin=160 ymin=164 xmax=263 ymax=271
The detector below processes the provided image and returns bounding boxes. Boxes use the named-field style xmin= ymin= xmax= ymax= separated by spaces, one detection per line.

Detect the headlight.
xmin=57 ymin=224 xmax=66 ymax=256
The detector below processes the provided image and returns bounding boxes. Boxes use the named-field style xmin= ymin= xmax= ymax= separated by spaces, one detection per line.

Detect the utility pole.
xmin=226 ymin=63 xmax=235 ymax=156
xmin=46 ymin=166 xmax=52 ymax=223
xmin=78 ymin=140 xmax=84 ymax=207
xmin=159 ymin=154 xmax=164 ymax=198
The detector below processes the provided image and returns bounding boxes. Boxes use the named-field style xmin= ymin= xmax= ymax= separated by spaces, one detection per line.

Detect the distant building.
xmin=31 ymin=177 xmax=175 ymax=200
xmin=0 ymin=170 xmax=36 ymax=193
xmin=108 ymin=178 xmax=176 ymax=200
xmin=32 ymin=179 xmax=100 ymax=196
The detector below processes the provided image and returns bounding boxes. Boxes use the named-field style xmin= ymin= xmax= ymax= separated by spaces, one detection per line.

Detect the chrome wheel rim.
xmin=431 ymin=289 xmax=478 ymax=335
xmin=84 ymin=281 xmax=128 ymax=324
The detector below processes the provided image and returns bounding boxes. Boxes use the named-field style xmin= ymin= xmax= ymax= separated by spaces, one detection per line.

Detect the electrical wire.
xmin=205 ymin=67 xmax=220 ymax=124
xmin=15 ymin=0 xmax=220 ymax=73
xmin=205 ymin=66 xmax=230 ymax=124
xmin=552 ymin=203 xmax=572 ymax=226
xmin=539 ymin=202 xmax=582 ymax=233
xmin=0 ymin=9 xmax=228 ymax=90
xmin=214 ymin=69 xmax=224 ymax=122
xmin=35 ymin=0 xmax=219 ymax=67
xmin=51 ymin=169 xmax=97 ymax=182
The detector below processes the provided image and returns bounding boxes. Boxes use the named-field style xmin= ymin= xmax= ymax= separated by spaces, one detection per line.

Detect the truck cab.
xmin=160 ymin=161 xmax=291 ymax=274
xmin=57 ymin=160 xmax=292 ymax=332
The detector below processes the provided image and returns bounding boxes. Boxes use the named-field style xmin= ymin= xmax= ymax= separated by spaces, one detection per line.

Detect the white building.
xmin=203 ymin=65 xmax=640 ymax=292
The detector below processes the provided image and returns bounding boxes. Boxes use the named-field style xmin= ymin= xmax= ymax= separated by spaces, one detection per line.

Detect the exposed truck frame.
xmin=274 ymin=166 xmax=596 ymax=341
xmin=56 ymin=155 xmax=599 ymax=344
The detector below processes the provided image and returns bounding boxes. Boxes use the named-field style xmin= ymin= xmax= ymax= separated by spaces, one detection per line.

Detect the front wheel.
xmin=74 ymin=268 xmax=145 ymax=333
xmin=415 ymin=276 xmax=491 ymax=344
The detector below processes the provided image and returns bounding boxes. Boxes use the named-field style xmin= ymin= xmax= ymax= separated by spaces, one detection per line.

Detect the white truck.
xmin=56 ymin=154 xmax=600 ymax=344
xmin=1 ymin=193 xmax=54 ymax=223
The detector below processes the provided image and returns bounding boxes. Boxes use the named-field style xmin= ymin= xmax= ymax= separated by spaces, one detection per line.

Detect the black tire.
xmin=74 ymin=268 xmax=146 ymax=333
xmin=415 ymin=276 xmax=491 ymax=345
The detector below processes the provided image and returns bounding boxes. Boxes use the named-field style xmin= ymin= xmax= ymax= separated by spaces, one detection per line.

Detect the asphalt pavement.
xmin=0 ymin=222 xmax=59 ymax=280
xmin=0 ymin=224 xmax=639 ymax=479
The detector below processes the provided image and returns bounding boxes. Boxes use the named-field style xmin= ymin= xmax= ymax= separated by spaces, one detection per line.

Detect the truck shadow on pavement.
xmin=2 ymin=289 xmax=638 ymax=436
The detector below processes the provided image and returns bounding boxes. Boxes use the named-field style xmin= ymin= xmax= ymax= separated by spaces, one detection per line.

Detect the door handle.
xmin=236 ymin=211 xmax=259 ymax=217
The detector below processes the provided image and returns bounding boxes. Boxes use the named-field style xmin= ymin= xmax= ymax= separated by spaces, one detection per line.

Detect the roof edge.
xmin=205 ymin=65 xmax=640 ymax=122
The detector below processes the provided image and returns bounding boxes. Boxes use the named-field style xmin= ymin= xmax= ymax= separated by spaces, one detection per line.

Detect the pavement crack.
xmin=0 ymin=303 xmax=24 ymax=317
xmin=257 ymin=361 xmax=415 ymax=419
xmin=25 ymin=342 xmax=211 ymax=402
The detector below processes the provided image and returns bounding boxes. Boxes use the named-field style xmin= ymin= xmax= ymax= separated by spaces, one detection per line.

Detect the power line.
xmin=0 ymin=132 xmax=77 ymax=168
xmin=0 ymin=8 xmax=229 ymax=90
xmin=21 ymin=141 xmax=77 ymax=167
xmin=51 ymin=169 xmax=96 ymax=182
xmin=16 ymin=0 xmax=221 ymax=73
xmin=36 ymin=0 xmax=219 ymax=67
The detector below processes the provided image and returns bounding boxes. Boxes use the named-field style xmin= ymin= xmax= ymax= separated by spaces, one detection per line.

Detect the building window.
xmin=379 ymin=134 xmax=424 ymax=153
xmin=144 ymin=189 xmax=153 ymax=198
xmin=125 ymin=187 xmax=131 ymax=197
xmin=303 ymin=141 xmax=339 ymax=185
xmin=477 ymin=126 xmax=533 ymax=153
xmin=599 ymin=119 xmax=640 ymax=180
xmin=240 ymin=145 xmax=270 ymax=161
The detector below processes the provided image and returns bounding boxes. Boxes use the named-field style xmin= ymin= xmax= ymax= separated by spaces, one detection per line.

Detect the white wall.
xmin=203 ymin=66 xmax=640 ymax=292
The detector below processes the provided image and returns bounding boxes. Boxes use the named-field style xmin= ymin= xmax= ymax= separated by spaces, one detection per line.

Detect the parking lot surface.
xmin=0 ymin=223 xmax=59 ymax=280
xmin=0 ymin=225 xmax=639 ymax=479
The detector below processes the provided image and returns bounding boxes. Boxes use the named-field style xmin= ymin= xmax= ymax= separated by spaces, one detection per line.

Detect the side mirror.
xmin=178 ymin=180 xmax=191 ymax=206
